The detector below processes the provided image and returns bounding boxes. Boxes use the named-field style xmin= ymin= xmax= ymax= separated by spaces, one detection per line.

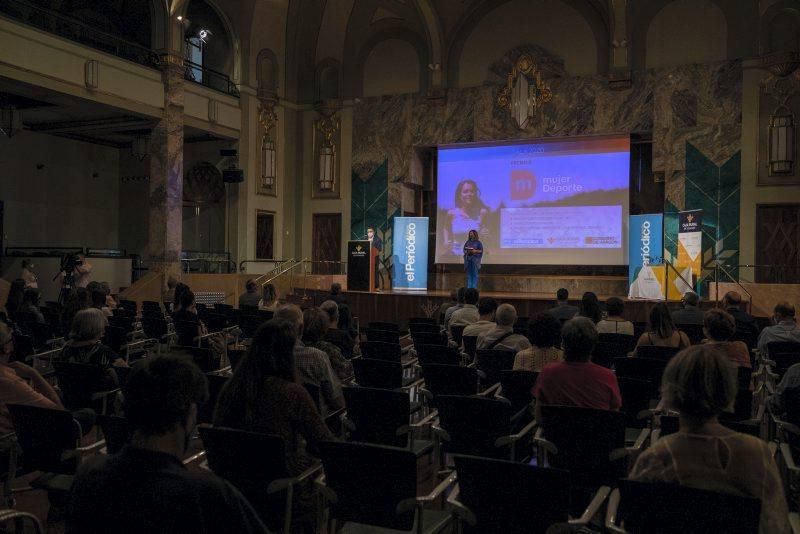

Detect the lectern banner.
xmin=677 ymin=210 xmax=703 ymax=279
xmin=392 ymin=217 xmax=429 ymax=290
xmin=346 ymin=240 xmax=372 ymax=292
xmin=628 ymin=213 xmax=664 ymax=299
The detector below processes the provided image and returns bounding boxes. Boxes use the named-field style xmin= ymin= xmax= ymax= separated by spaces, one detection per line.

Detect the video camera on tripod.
xmin=54 ymin=253 xmax=83 ymax=289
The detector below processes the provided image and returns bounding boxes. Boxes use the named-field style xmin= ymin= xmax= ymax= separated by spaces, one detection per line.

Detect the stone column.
xmin=148 ymin=52 xmax=185 ymax=283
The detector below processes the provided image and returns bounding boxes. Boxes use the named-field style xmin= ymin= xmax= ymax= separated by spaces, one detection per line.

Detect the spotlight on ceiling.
xmin=197 ymin=28 xmax=212 ymax=43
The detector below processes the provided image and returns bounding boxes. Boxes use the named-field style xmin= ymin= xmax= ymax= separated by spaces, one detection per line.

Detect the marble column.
xmin=148 ymin=52 xmax=185 ymax=283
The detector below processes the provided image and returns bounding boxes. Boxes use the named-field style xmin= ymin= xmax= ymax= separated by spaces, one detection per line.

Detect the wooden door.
xmin=256 ymin=211 xmax=275 ymax=259
xmin=756 ymin=204 xmax=800 ymax=283
xmin=312 ymin=213 xmax=341 ymax=275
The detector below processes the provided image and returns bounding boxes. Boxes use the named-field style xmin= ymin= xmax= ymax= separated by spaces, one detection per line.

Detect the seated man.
xmin=547 ymin=288 xmax=578 ymax=322
xmin=449 ymin=288 xmax=480 ymax=327
xmin=238 ymin=279 xmax=262 ymax=309
xmin=462 ymin=297 xmax=498 ymax=340
xmin=477 ymin=303 xmax=531 ymax=354
xmin=722 ymin=291 xmax=759 ymax=334
xmin=767 ymin=361 xmax=800 ymax=417
xmin=67 ymin=356 xmax=267 ymax=533
xmin=533 ymin=317 xmax=621 ymax=420
xmin=671 ymin=291 xmax=705 ymax=326
xmin=757 ymin=302 xmax=800 ymax=356
xmin=435 ymin=290 xmax=459 ymax=325
xmin=274 ymin=304 xmax=344 ymax=414
xmin=443 ymin=287 xmax=466 ymax=327
xmin=320 ymin=300 xmax=355 ymax=358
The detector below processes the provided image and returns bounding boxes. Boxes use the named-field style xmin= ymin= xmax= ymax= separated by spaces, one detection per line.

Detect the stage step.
xmin=434 ymin=273 xmax=628 ymax=297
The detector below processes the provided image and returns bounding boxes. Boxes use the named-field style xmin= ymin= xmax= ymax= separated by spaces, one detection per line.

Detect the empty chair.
xmin=462 ymin=335 xmax=478 ymax=360
xmin=613 ymin=357 xmax=667 ymax=391
xmin=108 ymin=316 xmax=135 ymax=334
xmin=617 ymin=376 xmax=655 ymax=429
xmin=52 ymin=361 xmax=118 ymax=414
xmin=416 ymin=344 xmax=461 ymax=366
xmin=450 ymin=324 xmax=466 ymax=346
xmin=676 ymin=323 xmax=705 ymax=345
xmin=342 ymin=386 xmax=433 ymax=457
xmin=361 ymin=340 xmax=402 ymax=362
xmin=214 ymin=303 xmax=233 ymax=315
xmin=198 ymin=373 xmax=230 ymax=424
xmin=634 ymin=345 xmax=681 ymax=361
xmin=140 ymin=317 xmax=173 ymax=345
xmin=353 ymin=358 xmax=416 ymax=391
xmin=318 ymin=441 xmax=453 ymax=533
xmin=598 ymin=333 xmax=638 ymax=353
xmin=435 ymin=395 xmax=535 ymax=461
xmin=408 ymin=317 xmax=436 ymax=326
xmin=452 ymin=455 xmax=574 ymax=534
xmin=421 ymin=364 xmax=479 ymax=402
xmin=238 ymin=314 xmax=265 ymax=339
xmin=605 ymin=479 xmax=761 ymax=534
xmin=766 ymin=341 xmax=800 ymax=376
xmin=365 ymin=328 xmax=400 ymax=345
xmin=204 ymin=313 xmax=228 ymax=333
xmin=103 ymin=325 xmax=129 ymax=354
xmin=498 ymin=370 xmax=537 ymax=416
xmin=412 ymin=331 xmax=448 ymax=350
xmin=594 ymin=333 xmax=637 ymax=368
xmin=409 ymin=323 xmax=441 ymax=336
xmin=368 ymin=321 xmax=399 ymax=332
xmin=475 ymin=349 xmax=516 ymax=387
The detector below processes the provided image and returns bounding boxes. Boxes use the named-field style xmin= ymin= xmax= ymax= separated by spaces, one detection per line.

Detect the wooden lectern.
xmin=346 ymin=240 xmax=373 ymax=292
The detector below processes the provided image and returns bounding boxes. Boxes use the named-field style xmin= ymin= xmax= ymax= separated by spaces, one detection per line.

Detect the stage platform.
xmin=300 ymin=288 xmax=720 ymax=327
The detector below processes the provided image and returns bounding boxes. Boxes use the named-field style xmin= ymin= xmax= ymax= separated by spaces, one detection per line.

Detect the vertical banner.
xmin=628 ymin=214 xmax=665 ymax=299
xmin=392 ymin=217 xmax=429 ymax=290
xmin=677 ymin=209 xmax=703 ymax=279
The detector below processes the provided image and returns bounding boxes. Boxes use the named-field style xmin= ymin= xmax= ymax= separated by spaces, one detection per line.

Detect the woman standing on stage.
xmin=463 ymin=229 xmax=483 ymax=289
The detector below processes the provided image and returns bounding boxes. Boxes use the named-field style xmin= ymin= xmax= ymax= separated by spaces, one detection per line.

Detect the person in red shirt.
xmin=533 ymin=316 xmax=621 ymax=421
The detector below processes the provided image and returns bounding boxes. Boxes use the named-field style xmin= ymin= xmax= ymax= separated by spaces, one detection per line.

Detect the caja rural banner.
xmin=392 ymin=217 xmax=429 ymax=290
xmin=677 ymin=209 xmax=703 ymax=282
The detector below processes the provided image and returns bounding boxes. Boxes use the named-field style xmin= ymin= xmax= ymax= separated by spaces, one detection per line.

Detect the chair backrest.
xmin=228 ymin=348 xmax=246 ymax=371
xmin=408 ymin=317 xmax=436 ymax=326
xmin=675 ymin=324 xmax=705 ymax=345
xmin=320 ymin=441 xmax=417 ymax=531
xmin=103 ymin=325 xmax=128 ymax=353
xmin=635 ymin=345 xmax=681 ymax=361
xmin=97 ymin=415 xmax=132 ymax=454
xmin=436 ymin=395 xmax=513 ymax=458
xmin=422 ymin=364 xmax=479 ymax=399
xmin=361 ymin=341 xmax=402 ymax=363
xmin=238 ymin=314 xmax=265 ymax=339
xmin=119 ymin=300 xmax=137 ymax=312
xmin=214 ymin=303 xmax=233 ymax=314
xmin=454 ymin=455 xmax=570 ymax=534
xmin=416 ymin=344 xmax=461 ymax=366
xmin=198 ymin=426 xmax=290 ymax=531
xmin=108 ymin=315 xmax=134 ymax=333
xmin=463 ymin=335 xmax=478 ymax=359
xmin=539 ymin=405 xmax=627 ymax=486
xmin=368 ymin=321 xmax=399 ymax=332
xmin=352 ymin=358 xmax=403 ymax=390
xmin=141 ymin=317 xmax=169 ymax=340
xmin=198 ymin=373 xmax=230 ymax=424
xmin=475 ymin=349 xmax=516 ymax=387
xmin=450 ymin=324 xmax=466 ymax=346
xmin=616 ymin=479 xmax=761 ymax=534
xmin=0 ymin=510 xmax=44 ymax=534
xmin=737 ymin=366 xmax=753 ymax=390
xmin=598 ymin=333 xmax=637 ymax=352
xmin=409 ymin=323 xmax=441 ymax=336
xmin=10 ymin=333 xmax=33 ymax=362
xmin=343 ymin=386 xmax=410 ymax=447
xmin=499 ymin=370 xmax=538 ymax=414
xmin=205 ymin=313 xmax=228 ymax=333
xmin=412 ymin=331 xmax=448 ymax=349
xmin=613 ymin=357 xmax=667 ymax=393
xmin=7 ymin=404 xmax=79 ymax=475
xmin=174 ymin=321 xmax=199 ymax=346
xmin=767 ymin=341 xmax=800 ymax=372
xmin=594 ymin=333 xmax=636 ymax=368
xmin=365 ymin=329 xmax=400 ymax=345
xmin=52 ymin=361 xmax=110 ymax=410
xmin=617 ymin=376 xmax=654 ymax=429
xmin=191 ymin=347 xmax=218 ymax=373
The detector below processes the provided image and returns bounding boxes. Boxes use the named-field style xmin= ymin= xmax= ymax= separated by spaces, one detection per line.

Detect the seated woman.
xmin=61 ymin=308 xmax=127 ymax=370
xmin=214 ymin=318 xmax=333 ymax=531
xmin=171 ymin=289 xmax=208 ymax=346
xmin=18 ymin=288 xmax=46 ymax=324
xmin=596 ymin=297 xmax=634 ymax=336
xmin=302 ymin=306 xmax=353 ymax=381
xmin=703 ymin=308 xmax=751 ymax=369
xmin=258 ymin=283 xmax=279 ymax=311
xmin=632 ymin=302 xmax=690 ymax=355
xmin=513 ymin=313 xmax=563 ymax=372
xmin=630 ymin=345 xmax=789 ymax=533
xmin=577 ymin=291 xmax=603 ymax=324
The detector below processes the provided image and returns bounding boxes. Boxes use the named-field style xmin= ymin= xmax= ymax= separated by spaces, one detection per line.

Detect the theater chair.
xmin=448 ymin=455 xmax=602 ymax=534
xmin=52 ymin=361 xmax=120 ymax=417
xmin=199 ymin=425 xmax=322 ymax=534
xmin=0 ymin=510 xmax=44 ymax=534
xmin=318 ymin=441 xmax=455 ymax=534
xmin=415 ymin=344 xmax=461 ymax=367
xmin=605 ymin=479 xmax=760 ymax=534
xmin=420 ymin=364 xmax=480 ymax=409
xmin=474 ymin=349 xmax=515 ymax=390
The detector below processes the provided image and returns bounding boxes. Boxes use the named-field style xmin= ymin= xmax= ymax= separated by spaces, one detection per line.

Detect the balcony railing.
xmin=0 ymin=0 xmax=160 ymax=69
xmin=184 ymin=59 xmax=239 ymax=97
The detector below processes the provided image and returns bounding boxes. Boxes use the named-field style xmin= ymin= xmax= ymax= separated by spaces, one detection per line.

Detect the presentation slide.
xmin=435 ymin=135 xmax=630 ymax=265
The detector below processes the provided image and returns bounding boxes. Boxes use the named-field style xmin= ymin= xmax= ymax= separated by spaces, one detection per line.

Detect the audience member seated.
xmin=172 ymin=290 xmax=208 ymax=346
xmin=435 ymin=290 xmax=459 ymax=325
xmin=238 ymin=279 xmax=262 ymax=309
xmin=0 ymin=321 xmax=64 ymax=436
xmin=61 ymin=308 xmax=128 ymax=388
xmin=596 ymin=297 xmax=634 ymax=335
xmin=61 ymin=288 xmax=90 ymax=335
xmin=100 ymin=282 xmax=117 ymax=310
xmin=722 ymin=291 xmax=759 ymax=337
xmin=633 ymin=302 xmax=690 ymax=355
xmin=671 ymin=291 xmax=705 ymax=325
xmin=320 ymin=300 xmax=355 ymax=359
xmin=303 ymin=307 xmax=353 ymax=381
xmin=443 ymin=287 xmax=466 ymax=327
xmin=326 ymin=283 xmax=348 ymax=308
xmin=703 ymin=309 xmax=750 ymax=369
xmin=533 ymin=317 xmax=621 ymax=420
xmin=4 ymin=279 xmax=24 ymax=316
xmin=477 ymin=303 xmax=532 ymax=353
xmin=462 ymin=297 xmax=498 ymax=340
xmin=172 ymin=282 xmax=191 ymax=313
xmin=274 ymin=305 xmax=344 ymax=414
xmin=18 ymin=288 xmax=46 ymax=324
xmin=757 ymin=302 xmax=800 ymax=355
xmin=162 ymin=276 xmax=178 ymax=310
xmin=513 ymin=313 xmax=563 ymax=372
xmin=214 ymin=319 xmax=333 ymax=531
xmin=21 ymin=259 xmax=38 ymax=289
xmin=767 ymin=361 xmax=800 ymax=417
xmin=449 ymin=288 xmax=480 ymax=327
xmin=630 ymin=345 xmax=788 ymax=534
xmin=90 ymin=288 xmax=112 ymax=318
xmin=548 ymin=287 xmax=578 ymax=322
xmin=259 ymin=283 xmax=279 ymax=311
xmin=68 ymin=356 xmax=267 ymax=533
xmin=576 ymin=291 xmax=602 ymax=324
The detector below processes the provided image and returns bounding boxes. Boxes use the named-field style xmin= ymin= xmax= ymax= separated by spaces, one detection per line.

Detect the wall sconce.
xmin=316 ymin=114 xmax=339 ymax=191
xmin=769 ymin=105 xmax=795 ymax=174
xmin=497 ymin=54 xmax=552 ymax=129
xmin=131 ymin=135 xmax=149 ymax=161
xmin=0 ymin=99 xmax=22 ymax=138
xmin=258 ymin=98 xmax=278 ymax=190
